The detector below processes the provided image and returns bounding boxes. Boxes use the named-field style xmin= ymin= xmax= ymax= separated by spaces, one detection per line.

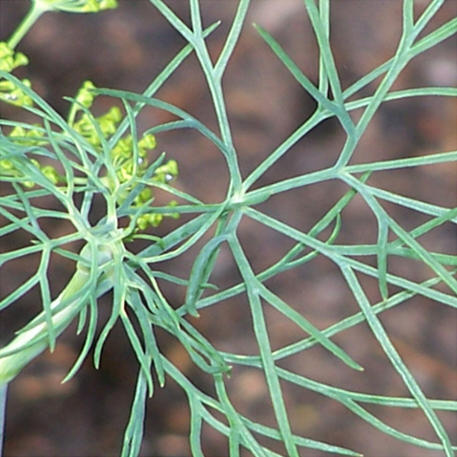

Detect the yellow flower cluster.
xmin=70 ymin=80 xmax=180 ymax=231
xmin=0 ymin=42 xmax=33 ymax=106
xmin=8 ymin=125 xmax=46 ymax=145
xmin=0 ymin=42 xmax=28 ymax=72
xmin=70 ymin=81 xmax=179 ymax=230
xmin=0 ymin=156 xmax=62 ymax=188
xmin=0 ymin=36 xmax=177 ymax=233
xmin=0 ymin=125 xmax=57 ymax=187
xmin=71 ymin=81 xmax=178 ymax=185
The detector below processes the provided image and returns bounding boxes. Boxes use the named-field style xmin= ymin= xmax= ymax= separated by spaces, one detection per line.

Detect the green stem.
xmin=0 ymin=243 xmax=115 ymax=385
xmin=0 ymin=268 xmax=90 ymax=384
xmin=0 ymin=243 xmax=116 ymax=387
xmin=7 ymin=1 xmax=47 ymax=49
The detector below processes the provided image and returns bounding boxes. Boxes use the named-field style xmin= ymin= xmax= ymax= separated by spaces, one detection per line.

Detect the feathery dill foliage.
xmin=0 ymin=1 xmax=456 ymax=456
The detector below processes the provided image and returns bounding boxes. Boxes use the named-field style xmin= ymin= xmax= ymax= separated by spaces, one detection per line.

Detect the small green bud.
xmin=0 ymin=42 xmax=29 ymax=72
xmin=138 ymin=187 xmax=153 ymax=203
xmin=105 ymin=106 xmax=122 ymax=122
xmin=135 ymin=212 xmax=169 ymax=231
xmin=164 ymin=200 xmax=180 ymax=219
xmin=0 ymin=159 xmax=14 ymax=171
xmin=97 ymin=106 xmax=122 ymax=137
xmin=23 ymin=180 xmax=36 ymax=189
xmin=75 ymin=80 xmax=96 ymax=109
xmin=9 ymin=124 xmax=46 ymax=146
xmin=136 ymin=214 xmax=150 ymax=231
xmin=30 ymin=158 xmax=41 ymax=169
xmin=9 ymin=125 xmax=25 ymax=137
xmin=132 ymin=200 xmax=179 ymax=233
xmin=112 ymin=136 xmax=133 ymax=159
xmin=0 ymin=78 xmax=33 ymax=107
xmin=117 ymin=162 xmax=134 ymax=182
xmin=14 ymin=52 xmax=29 ymax=68
xmin=147 ymin=213 xmax=163 ymax=227
xmin=154 ymin=159 xmax=178 ymax=183
xmin=138 ymin=134 xmax=156 ymax=152
xmin=41 ymin=165 xmax=61 ymax=185
xmin=0 ymin=42 xmax=12 ymax=59
xmin=72 ymin=113 xmax=101 ymax=146
xmin=135 ymin=211 xmax=168 ymax=231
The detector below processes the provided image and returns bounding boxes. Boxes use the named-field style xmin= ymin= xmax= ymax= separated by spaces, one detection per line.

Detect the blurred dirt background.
xmin=0 ymin=1 xmax=456 ymax=456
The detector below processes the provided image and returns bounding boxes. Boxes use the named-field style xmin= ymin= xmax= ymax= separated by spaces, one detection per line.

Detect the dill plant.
xmin=0 ymin=0 xmax=456 ymax=456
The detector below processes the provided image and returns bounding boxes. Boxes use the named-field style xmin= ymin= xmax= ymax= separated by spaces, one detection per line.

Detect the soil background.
xmin=0 ymin=1 xmax=456 ymax=457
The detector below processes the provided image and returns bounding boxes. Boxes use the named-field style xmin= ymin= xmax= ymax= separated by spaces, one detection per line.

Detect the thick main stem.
xmin=0 ymin=243 xmax=114 ymax=385
xmin=0 ymin=268 xmax=90 ymax=385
